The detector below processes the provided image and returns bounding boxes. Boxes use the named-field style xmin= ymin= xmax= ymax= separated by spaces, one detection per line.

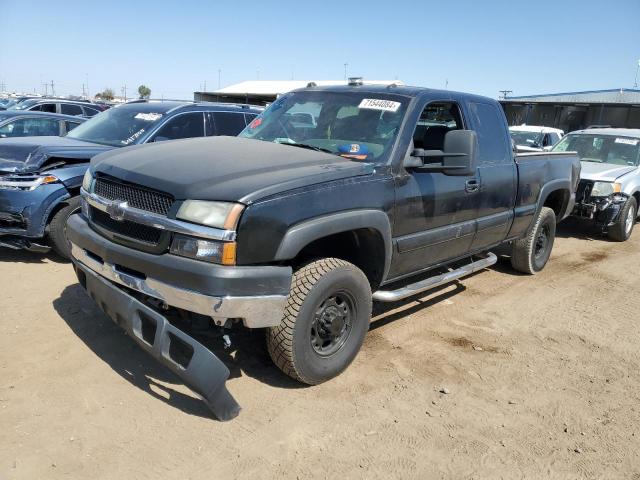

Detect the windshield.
xmin=238 ymin=91 xmax=409 ymax=163
xmin=8 ymin=99 xmax=40 ymax=110
xmin=66 ymin=106 xmax=165 ymax=146
xmin=510 ymin=130 xmax=542 ymax=147
xmin=552 ymin=133 xmax=640 ymax=166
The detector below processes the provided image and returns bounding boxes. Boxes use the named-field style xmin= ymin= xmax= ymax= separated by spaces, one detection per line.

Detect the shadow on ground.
xmin=0 ymin=247 xmax=67 ymax=264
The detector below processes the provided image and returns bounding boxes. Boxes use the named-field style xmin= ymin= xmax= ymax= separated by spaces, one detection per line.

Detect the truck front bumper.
xmin=66 ymin=213 xmax=292 ymax=420
xmin=73 ymin=260 xmax=241 ymax=421
xmin=66 ymin=213 xmax=292 ymax=329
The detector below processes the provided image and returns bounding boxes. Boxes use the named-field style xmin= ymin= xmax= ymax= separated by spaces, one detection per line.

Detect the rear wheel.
xmin=608 ymin=197 xmax=636 ymax=242
xmin=266 ymin=258 xmax=372 ymax=385
xmin=48 ymin=197 xmax=81 ymax=260
xmin=511 ymin=206 xmax=556 ymax=274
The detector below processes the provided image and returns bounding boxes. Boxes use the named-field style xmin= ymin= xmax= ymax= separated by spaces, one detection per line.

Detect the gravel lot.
xmin=1 ymin=219 xmax=639 ymax=479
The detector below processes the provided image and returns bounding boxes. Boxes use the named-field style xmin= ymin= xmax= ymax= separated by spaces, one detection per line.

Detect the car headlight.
xmin=170 ymin=234 xmax=236 ymax=265
xmin=591 ymin=182 xmax=621 ymax=198
xmin=0 ymin=174 xmax=59 ymax=191
xmin=176 ymin=200 xmax=244 ymax=230
xmin=82 ymin=170 xmax=93 ymax=192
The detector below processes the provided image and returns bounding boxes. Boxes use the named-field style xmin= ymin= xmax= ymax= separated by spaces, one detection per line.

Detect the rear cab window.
xmin=467 ymin=101 xmax=511 ymax=164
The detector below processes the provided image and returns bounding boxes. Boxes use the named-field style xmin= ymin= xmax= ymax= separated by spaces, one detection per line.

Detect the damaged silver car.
xmin=553 ymin=128 xmax=640 ymax=241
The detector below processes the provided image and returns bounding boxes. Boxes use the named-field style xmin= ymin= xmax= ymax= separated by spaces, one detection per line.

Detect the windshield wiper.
xmin=283 ymin=143 xmax=334 ymax=155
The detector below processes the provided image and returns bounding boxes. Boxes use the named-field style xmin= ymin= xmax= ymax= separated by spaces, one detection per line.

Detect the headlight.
xmin=82 ymin=170 xmax=93 ymax=192
xmin=176 ymin=200 xmax=244 ymax=230
xmin=170 ymin=234 xmax=236 ymax=265
xmin=0 ymin=174 xmax=59 ymax=191
xmin=591 ymin=182 xmax=621 ymax=197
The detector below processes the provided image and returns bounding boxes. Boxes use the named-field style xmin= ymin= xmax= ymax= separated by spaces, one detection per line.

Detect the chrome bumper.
xmin=70 ymin=242 xmax=287 ymax=328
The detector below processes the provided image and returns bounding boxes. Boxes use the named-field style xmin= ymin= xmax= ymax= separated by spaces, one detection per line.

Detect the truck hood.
xmin=0 ymin=136 xmax=114 ymax=174
xmin=579 ymin=161 xmax=637 ymax=182
xmin=91 ymin=136 xmax=376 ymax=203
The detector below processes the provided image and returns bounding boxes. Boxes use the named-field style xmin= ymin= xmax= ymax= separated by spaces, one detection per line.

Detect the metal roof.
xmin=568 ymin=127 xmax=640 ymax=138
xmin=505 ymin=88 xmax=640 ymax=104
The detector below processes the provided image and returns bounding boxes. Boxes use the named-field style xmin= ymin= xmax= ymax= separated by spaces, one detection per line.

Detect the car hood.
xmin=579 ymin=161 xmax=637 ymax=182
xmin=91 ymin=136 xmax=376 ymax=203
xmin=0 ymin=136 xmax=114 ymax=174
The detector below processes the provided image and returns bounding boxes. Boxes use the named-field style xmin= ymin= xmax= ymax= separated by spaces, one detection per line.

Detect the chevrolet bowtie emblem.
xmin=105 ymin=200 xmax=128 ymax=222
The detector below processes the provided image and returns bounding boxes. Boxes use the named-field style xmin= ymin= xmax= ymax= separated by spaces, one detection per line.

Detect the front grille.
xmin=576 ymin=180 xmax=594 ymax=203
xmin=90 ymin=207 xmax=162 ymax=244
xmin=94 ymin=176 xmax=174 ymax=215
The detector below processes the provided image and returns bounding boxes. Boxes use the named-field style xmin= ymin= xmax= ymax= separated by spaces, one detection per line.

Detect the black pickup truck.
xmin=66 ymin=82 xmax=580 ymax=420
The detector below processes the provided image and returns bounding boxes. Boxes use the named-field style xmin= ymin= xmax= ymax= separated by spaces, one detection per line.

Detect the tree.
xmin=96 ymin=88 xmax=114 ymax=101
xmin=138 ymin=85 xmax=151 ymax=99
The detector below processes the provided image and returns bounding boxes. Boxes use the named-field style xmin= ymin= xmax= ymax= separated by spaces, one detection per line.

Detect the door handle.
xmin=465 ymin=179 xmax=480 ymax=193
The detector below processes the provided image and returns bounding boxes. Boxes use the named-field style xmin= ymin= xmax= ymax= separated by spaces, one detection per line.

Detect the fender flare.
xmin=533 ymin=179 xmax=572 ymax=227
xmin=274 ymin=209 xmax=393 ymax=282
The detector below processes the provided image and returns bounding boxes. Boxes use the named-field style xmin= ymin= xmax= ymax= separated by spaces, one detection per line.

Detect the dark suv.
xmin=0 ymin=101 xmax=263 ymax=257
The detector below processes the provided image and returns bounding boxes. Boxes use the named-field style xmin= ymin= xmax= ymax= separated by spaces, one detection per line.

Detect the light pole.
xmin=634 ymin=59 xmax=640 ymax=88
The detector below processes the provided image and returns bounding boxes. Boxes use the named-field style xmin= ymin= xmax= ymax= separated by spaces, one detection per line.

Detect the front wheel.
xmin=266 ymin=258 xmax=372 ymax=385
xmin=510 ymin=206 xmax=556 ymax=274
xmin=608 ymin=197 xmax=637 ymax=242
xmin=48 ymin=196 xmax=81 ymax=260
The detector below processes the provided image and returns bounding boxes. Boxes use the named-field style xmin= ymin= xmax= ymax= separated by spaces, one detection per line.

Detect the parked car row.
xmin=0 ymin=100 xmax=262 ymax=256
xmin=1 ymin=81 xmax=638 ymax=421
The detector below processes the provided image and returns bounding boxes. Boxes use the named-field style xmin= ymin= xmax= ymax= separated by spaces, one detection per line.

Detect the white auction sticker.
xmin=615 ymin=137 xmax=639 ymax=145
xmin=134 ymin=112 xmax=163 ymax=121
xmin=358 ymin=98 xmax=401 ymax=112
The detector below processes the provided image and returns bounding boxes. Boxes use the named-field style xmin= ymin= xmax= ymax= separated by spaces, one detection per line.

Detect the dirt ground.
xmin=1 ymin=219 xmax=640 ymax=480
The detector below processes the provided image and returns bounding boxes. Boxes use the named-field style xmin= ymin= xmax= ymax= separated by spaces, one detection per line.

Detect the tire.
xmin=608 ymin=197 xmax=637 ymax=242
xmin=511 ymin=206 xmax=556 ymax=274
xmin=48 ymin=196 xmax=82 ymax=260
xmin=267 ymin=258 xmax=372 ymax=385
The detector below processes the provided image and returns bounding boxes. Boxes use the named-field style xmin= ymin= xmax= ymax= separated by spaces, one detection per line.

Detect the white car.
xmin=510 ymin=125 xmax=564 ymax=152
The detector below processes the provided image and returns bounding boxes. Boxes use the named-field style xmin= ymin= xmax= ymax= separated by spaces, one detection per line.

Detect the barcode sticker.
xmin=358 ymin=99 xmax=401 ymax=112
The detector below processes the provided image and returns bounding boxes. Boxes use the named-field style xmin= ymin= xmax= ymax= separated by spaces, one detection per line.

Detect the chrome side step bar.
xmin=372 ymin=252 xmax=497 ymax=302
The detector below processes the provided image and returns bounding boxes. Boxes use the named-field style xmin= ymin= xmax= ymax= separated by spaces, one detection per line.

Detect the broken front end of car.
xmin=572 ymin=180 xmax=629 ymax=229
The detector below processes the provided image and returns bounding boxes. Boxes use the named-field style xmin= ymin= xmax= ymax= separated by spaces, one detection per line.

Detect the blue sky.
xmin=1 ymin=0 xmax=639 ymax=100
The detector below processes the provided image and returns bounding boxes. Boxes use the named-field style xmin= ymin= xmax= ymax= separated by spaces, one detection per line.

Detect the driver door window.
xmin=152 ymin=112 xmax=205 ymax=141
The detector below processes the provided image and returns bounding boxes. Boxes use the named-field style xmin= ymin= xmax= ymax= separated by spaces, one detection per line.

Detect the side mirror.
xmin=405 ymin=130 xmax=478 ymax=176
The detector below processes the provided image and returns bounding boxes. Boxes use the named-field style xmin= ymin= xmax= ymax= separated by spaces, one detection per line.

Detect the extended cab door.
xmin=466 ymin=101 xmax=517 ymax=250
xmin=390 ymin=101 xmax=480 ymax=278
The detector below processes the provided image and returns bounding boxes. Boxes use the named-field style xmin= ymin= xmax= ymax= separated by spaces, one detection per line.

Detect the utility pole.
xmin=122 ymin=85 xmax=127 ymax=101
xmin=499 ymin=89 xmax=513 ymax=100
xmin=0 ymin=80 xmax=5 ymax=92
xmin=85 ymin=73 xmax=89 ymax=99
xmin=82 ymin=83 xmax=86 ymax=98
xmin=203 ymin=80 xmax=207 ymax=91
xmin=344 ymin=63 xmax=348 ymax=80
xmin=634 ymin=59 xmax=640 ymax=88
xmin=42 ymin=82 xmax=48 ymax=96
xmin=50 ymin=80 xmax=55 ymax=97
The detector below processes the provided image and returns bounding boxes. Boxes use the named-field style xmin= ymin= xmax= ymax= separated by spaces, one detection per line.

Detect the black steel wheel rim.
xmin=310 ymin=291 xmax=355 ymax=357
xmin=534 ymin=224 xmax=550 ymax=259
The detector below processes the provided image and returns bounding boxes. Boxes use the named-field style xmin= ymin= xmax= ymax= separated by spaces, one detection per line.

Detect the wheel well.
xmin=45 ymin=190 xmax=80 ymax=228
xmin=292 ymin=229 xmax=386 ymax=290
xmin=543 ymin=189 xmax=568 ymax=219
xmin=632 ymin=191 xmax=640 ymax=206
